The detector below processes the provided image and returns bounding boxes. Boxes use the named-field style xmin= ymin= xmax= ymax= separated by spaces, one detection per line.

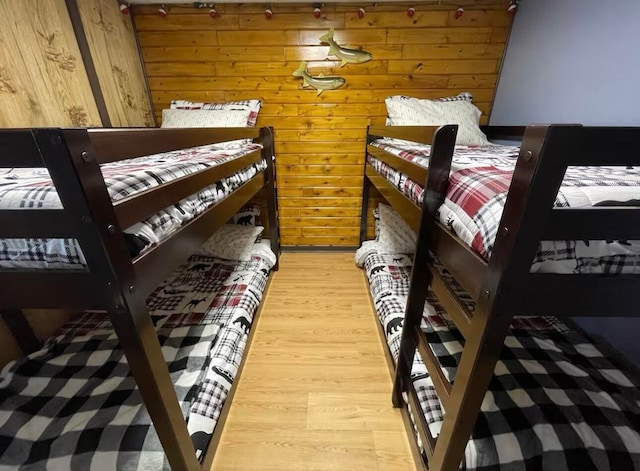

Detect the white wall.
xmin=491 ymin=0 xmax=640 ymax=126
xmin=491 ymin=0 xmax=640 ymax=366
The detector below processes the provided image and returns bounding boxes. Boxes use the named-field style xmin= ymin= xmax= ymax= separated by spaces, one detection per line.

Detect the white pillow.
xmin=170 ymin=99 xmax=261 ymax=127
xmin=377 ymin=204 xmax=417 ymax=255
xmin=199 ymin=224 xmax=264 ymax=261
xmin=161 ymin=109 xmax=252 ymax=149
xmin=385 ymin=95 xmax=490 ymax=147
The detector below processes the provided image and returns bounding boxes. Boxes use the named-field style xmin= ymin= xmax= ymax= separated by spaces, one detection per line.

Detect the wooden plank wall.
xmin=135 ymin=1 xmax=512 ymax=247
xmin=0 ymin=0 xmax=153 ymax=368
xmin=0 ymin=0 xmax=102 ymax=127
xmin=78 ymin=0 xmax=154 ymax=126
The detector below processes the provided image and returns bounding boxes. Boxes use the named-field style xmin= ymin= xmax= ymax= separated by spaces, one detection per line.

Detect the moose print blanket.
xmin=368 ymin=139 xmax=640 ymax=274
xmin=359 ymin=245 xmax=640 ymax=470
xmin=0 ymin=143 xmax=265 ymax=269
xmin=0 ymin=250 xmax=273 ymax=470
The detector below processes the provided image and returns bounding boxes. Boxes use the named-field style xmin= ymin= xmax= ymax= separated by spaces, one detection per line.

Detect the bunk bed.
xmin=359 ymin=124 xmax=640 ymax=471
xmin=0 ymin=126 xmax=280 ymax=471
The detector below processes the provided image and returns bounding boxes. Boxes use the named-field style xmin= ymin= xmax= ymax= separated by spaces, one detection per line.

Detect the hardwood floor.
xmin=209 ymin=252 xmax=416 ymax=471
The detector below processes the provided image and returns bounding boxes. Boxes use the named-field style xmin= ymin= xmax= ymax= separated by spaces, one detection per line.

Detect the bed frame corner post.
xmin=360 ymin=126 xmax=373 ymax=245
xmin=262 ymin=126 xmax=280 ymax=270
xmin=0 ymin=310 xmax=41 ymax=354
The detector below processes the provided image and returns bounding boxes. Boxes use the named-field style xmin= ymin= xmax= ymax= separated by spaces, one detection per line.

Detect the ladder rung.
xmin=430 ymin=267 xmax=472 ymax=339
xmin=406 ymin=380 xmax=436 ymax=461
xmin=415 ymin=326 xmax=451 ymax=411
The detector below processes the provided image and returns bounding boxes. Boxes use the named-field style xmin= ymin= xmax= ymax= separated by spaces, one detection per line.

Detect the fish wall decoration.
xmin=319 ymin=28 xmax=373 ymax=67
xmin=292 ymin=62 xmax=345 ymax=96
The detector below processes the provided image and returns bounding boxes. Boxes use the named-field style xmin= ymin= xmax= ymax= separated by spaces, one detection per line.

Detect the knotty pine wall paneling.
xmin=77 ymin=0 xmax=155 ymax=126
xmin=0 ymin=0 xmax=102 ymax=127
xmin=135 ymin=1 xmax=512 ymax=246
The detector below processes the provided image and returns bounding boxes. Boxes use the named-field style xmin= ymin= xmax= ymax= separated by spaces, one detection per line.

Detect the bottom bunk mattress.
xmin=356 ymin=244 xmax=640 ymax=470
xmin=0 ymin=143 xmax=266 ymax=270
xmin=0 ymin=244 xmax=275 ymax=470
xmin=367 ymin=138 xmax=640 ymax=274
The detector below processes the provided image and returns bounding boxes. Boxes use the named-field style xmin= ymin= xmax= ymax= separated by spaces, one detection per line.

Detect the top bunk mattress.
xmin=0 ymin=143 xmax=265 ymax=269
xmin=368 ymin=139 xmax=640 ymax=274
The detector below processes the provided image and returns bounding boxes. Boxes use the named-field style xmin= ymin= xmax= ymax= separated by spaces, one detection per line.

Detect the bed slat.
xmin=549 ymin=126 xmax=640 ymax=166
xmin=365 ymin=165 xmax=422 ymax=232
xmin=88 ymin=127 xmax=261 ymax=164
xmin=431 ymin=223 xmax=486 ymax=301
xmin=367 ymin=146 xmax=428 ymax=186
xmin=0 ymin=271 xmax=108 ymax=310
xmin=415 ymin=327 xmax=452 ymax=410
xmin=0 ymin=210 xmax=79 ymax=238
xmin=406 ymin=380 xmax=436 ymax=462
xmin=429 ymin=267 xmax=473 ymax=338
xmin=368 ymin=125 xmax=442 ymax=146
xmin=543 ymin=207 xmax=640 ymax=241
xmin=114 ymin=150 xmax=262 ymax=229
xmin=509 ymin=274 xmax=640 ymax=317
xmin=133 ymin=173 xmax=265 ymax=298
xmin=0 ymin=130 xmax=44 ymax=168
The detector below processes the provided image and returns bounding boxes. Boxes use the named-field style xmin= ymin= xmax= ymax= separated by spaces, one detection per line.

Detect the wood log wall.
xmin=141 ymin=1 xmax=511 ymax=246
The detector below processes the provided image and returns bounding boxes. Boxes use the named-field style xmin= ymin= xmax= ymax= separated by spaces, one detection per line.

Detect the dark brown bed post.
xmin=359 ymin=126 xmax=374 ymax=244
xmin=391 ymin=125 xmax=457 ymax=407
xmin=35 ymin=129 xmax=201 ymax=471
xmin=0 ymin=310 xmax=41 ymax=353
xmin=262 ymin=126 xmax=280 ymax=271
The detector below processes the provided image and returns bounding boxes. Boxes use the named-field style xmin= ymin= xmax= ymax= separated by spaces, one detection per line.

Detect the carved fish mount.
xmin=292 ymin=62 xmax=345 ymax=96
xmin=319 ymin=28 xmax=372 ymax=67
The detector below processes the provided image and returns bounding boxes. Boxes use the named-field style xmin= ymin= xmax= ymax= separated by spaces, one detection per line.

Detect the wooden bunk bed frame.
xmin=0 ymin=126 xmax=280 ymax=471
xmin=360 ymin=124 xmax=640 ymax=471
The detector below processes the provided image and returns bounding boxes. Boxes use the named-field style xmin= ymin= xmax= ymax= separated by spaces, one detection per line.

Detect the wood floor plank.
xmin=209 ymin=253 xmax=416 ymax=471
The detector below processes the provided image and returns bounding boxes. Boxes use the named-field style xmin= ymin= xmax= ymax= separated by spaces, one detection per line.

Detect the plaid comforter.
xmin=0 ymin=248 xmax=273 ymax=470
xmin=359 ymin=245 xmax=640 ymax=470
xmin=0 ymin=143 xmax=265 ymax=269
xmin=368 ymin=139 xmax=640 ymax=274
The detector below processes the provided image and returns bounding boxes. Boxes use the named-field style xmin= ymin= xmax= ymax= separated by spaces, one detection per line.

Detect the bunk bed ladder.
xmin=392 ymin=125 xmax=457 ymax=409
xmin=43 ymin=129 xmax=201 ymax=471
xmin=395 ymin=125 xmax=603 ymax=471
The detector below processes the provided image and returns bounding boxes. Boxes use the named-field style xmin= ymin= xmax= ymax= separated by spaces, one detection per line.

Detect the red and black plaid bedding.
xmin=0 ymin=249 xmax=273 ymax=470
xmin=359 ymin=246 xmax=640 ymax=470
xmin=368 ymin=139 xmax=640 ymax=274
xmin=0 ymin=143 xmax=265 ymax=269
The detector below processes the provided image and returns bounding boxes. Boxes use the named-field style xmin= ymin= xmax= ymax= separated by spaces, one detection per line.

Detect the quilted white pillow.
xmin=161 ymin=109 xmax=251 ymax=149
xmin=377 ymin=204 xmax=417 ymax=255
xmin=385 ymin=95 xmax=490 ymax=146
xmin=199 ymin=224 xmax=264 ymax=261
xmin=170 ymin=99 xmax=261 ymax=127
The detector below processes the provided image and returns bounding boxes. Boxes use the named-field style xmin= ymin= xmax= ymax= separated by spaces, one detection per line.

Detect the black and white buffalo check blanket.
xmin=0 ymin=143 xmax=265 ymax=269
xmin=368 ymin=139 xmax=640 ymax=274
xmin=0 ymin=324 xmax=219 ymax=471
xmin=0 ymin=247 xmax=274 ymax=470
xmin=357 ymin=245 xmax=640 ymax=470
